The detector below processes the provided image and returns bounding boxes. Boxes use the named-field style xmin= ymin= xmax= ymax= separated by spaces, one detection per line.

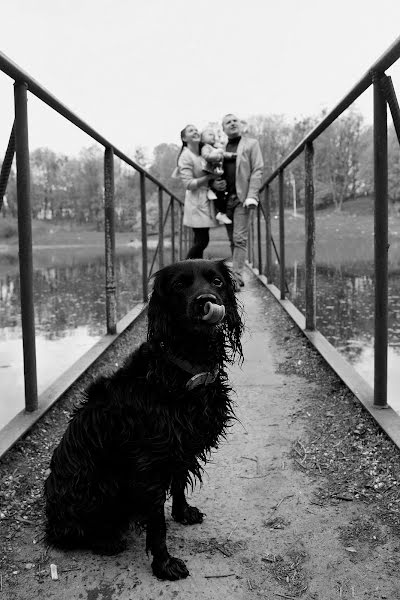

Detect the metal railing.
xmin=250 ymin=35 xmax=400 ymax=409
xmin=0 ymin=51 xmax=187 ymax=440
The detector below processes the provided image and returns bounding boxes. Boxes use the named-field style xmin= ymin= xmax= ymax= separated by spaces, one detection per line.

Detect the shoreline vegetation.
xmin=1 ymin=197 xmax=400 ymax=265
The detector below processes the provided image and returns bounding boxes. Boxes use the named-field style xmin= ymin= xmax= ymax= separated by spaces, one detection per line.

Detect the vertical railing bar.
xmin=171 ymin=197 xmax=175 ymax=263
xmin=265 ymin=186 xmax=272 ymax=280
xmin=14 ymin=82 xmax=38 ymax=412
xmin=373 ymin=72 xmax=389 ymax=408
xmin=158 ymin=187 xmax=164 ymax=269
xmin=304 ymin=142 xmax=316 ymax=331
xmin=257 ymin=202 xmax=262 ymax=275
xmin=179 ymin=204 xmax=183 ymax=261
xmin=0 ymin=121 xmax=15 ymax=210
xmin=278 ymin=170 xmax=285 ymax=299
xmin=104 ymin=146 xmax=116 ymax=334
xmin=140 ymin=172 xmax=148 ymax=301
xmin=148 ymin=200 xmax=172 ymax=278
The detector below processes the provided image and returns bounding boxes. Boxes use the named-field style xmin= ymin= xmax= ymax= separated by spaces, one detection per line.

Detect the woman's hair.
xmin=176 ymin=125 xmax=190 ymax=166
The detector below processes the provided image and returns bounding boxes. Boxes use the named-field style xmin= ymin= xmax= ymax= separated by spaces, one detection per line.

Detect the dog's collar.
xmin=161 ymin=345 xmax=219 ymax=391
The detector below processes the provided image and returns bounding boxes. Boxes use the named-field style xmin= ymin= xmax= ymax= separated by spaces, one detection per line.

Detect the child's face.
xmin=201 ymin=130 xmax=215 ymax=145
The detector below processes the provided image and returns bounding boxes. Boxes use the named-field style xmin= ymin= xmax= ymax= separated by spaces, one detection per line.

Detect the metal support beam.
xmin=380 ymin=74 xmax=400 ymax=146
xmin=257 ymin=202 xmax=262 ymax=275
xmin=171 ymin=197 xmax=175 ymax=262
xmin=304 ymin=142 xmax=316 ymax=331
xmin=264 ymin=186 xmax=272 ymax=280
xmin=373 ymin=73 xmax=389 ymax=408
xmin=104 ymin=147 xmax=116 ymax=334
xmin=158 ymin=187 xmax=164 ymax=269
xmin=14 ymin=82 xmax=38 ymax=412
xmin=0 ymin=121 xmax=15 ymax=210
xmin=140 ymin=172 xmax=148 ymax=301
xmin=278 ymin=170 xmax=285 ymax=299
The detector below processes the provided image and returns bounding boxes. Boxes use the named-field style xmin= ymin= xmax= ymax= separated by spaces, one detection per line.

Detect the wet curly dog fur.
xmin=44 ymin=259 xmax=243 ymax=580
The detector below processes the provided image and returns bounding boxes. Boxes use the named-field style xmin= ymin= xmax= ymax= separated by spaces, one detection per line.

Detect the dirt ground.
xmin=2 ymin=269 xmax=400 ymax=599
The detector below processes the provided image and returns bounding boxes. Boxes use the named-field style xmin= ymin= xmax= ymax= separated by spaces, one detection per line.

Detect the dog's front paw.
xmin=152 ymin=555 xmax=189 ymax=580
xmin=172 ymin=504 xmax=204 ymax=525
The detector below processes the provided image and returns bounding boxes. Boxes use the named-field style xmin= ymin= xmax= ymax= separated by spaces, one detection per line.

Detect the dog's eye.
xmin=172 ymin=280 xmax=185 ymax=291
xmin=212 ymin=277 xmax=223 ymax=287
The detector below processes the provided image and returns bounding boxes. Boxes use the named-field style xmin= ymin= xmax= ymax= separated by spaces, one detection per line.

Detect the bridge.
xmin=1 ymin=37 xmax=400 ymax=598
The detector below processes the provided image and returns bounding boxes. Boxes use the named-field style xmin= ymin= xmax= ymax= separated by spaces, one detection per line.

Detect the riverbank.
xmin=1 ymin=269 xmax=400 ymax=599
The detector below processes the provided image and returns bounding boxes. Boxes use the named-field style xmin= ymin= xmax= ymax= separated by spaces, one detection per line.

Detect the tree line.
xmin=1 ymin=109 xmax=399 ymax=230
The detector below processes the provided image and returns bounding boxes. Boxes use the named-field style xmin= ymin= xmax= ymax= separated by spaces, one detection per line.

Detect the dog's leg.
xmin=171 ymin=475 xmax=204 ymax=525
xmin=146 ymin=504 xmax=189 ymax=580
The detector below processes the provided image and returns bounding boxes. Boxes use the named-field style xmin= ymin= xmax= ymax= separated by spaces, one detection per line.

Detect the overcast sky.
xmin=1 ymin=0 xmax=400 ymax=159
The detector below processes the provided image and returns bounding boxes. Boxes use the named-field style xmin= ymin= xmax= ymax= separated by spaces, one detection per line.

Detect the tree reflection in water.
xmin=270 ymin=261 xmax=400 ymax=413
xmin=0 ymin=248 xmax=151 ymax=428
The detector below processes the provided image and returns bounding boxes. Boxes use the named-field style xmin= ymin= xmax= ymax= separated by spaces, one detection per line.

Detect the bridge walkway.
xmin=1 ymin=269 xmax=400 ymax=599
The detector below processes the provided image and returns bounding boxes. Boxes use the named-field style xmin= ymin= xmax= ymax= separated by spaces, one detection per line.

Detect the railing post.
xmin=248 ymin=211 xmax=254 ymax=264
xmin=140 ymin=172 xmax=148 ymax=301
xmin=373 ymin=73 xmax=388 ymax=408
xmin=158 ymin=187 xmax=164 ymax=269
xmin=171 ymin=197 xmax=175 ymax=263
xmin=0 ymin=121 xmax=15 ymax=210
xmin=178 ymin=204 xmax=184 ymax=261
xmin=278 ymin=170 xmax=285 ymax=299
xmin=257 ymin=202 xmax=262 ymax=275
xmin=265 ymin=186 xmax=272 ymax=280
xmin=14 ymin=82 xmax=38 ymax=412
xmin=304 ymin=142 xmax=316 ymax=331
xmin=104 ymin=147 xmax=116 ymax=334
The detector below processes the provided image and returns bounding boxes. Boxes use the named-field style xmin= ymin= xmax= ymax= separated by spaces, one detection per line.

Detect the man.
xmin=214 ymin=114 xmax=264 ymax=289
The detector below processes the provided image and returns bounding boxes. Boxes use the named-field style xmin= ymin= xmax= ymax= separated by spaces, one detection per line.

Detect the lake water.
xmin=276 ymin=259 xmax=400 ymax=414
xmin=0 ymin=246 xmax=151 ymax=428
xmin=1 ymin=236 xmax=400 ymax=430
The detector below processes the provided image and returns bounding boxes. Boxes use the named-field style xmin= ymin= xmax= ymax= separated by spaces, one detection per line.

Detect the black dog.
xmin=44 ymin=259 xmax=243 ymax=580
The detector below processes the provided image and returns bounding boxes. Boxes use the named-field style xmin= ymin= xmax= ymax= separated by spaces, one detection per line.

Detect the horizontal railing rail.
xmin=251 ymin=35 xmax=400 ymax=411
xmin=0 ymin=51 xmax=186 ymax=456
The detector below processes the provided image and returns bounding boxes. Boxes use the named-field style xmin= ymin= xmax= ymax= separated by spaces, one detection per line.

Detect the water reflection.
xmin=0 ymin=247 xmax=149 ymax=428
xmin=276 ymin=261 xmax=400 ymax=413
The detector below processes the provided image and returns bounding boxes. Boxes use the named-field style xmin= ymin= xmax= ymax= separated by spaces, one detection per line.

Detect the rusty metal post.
xmin=380 ymin=74 xmax=400 ymax=145
xmin=178 ymin=205 xmax=183 ymax=261
xmin=171 ymin=197 xmax=176 ymax=263
xmin=265 ymin=186 xmax=272 ymax=280
xmin=158 ymin=187 xmax=164 ymax=269
xmin=248 ymin=211 xmax=254 ymax=264
xmin=257 ymin=202 xmax=262 ymax=275
xmin=373 ymin=73 xmax=388 ymax=408
xmin=14 ymin=82 xmax=38 ymax=412
xmin=140 ymin=172 xmax=148 ymax=301
xmin=304 ymin=142 xmax=316 ymax=331
xmin=0 ymin=122 xmax=15 ymax=210
xmin=104 ymin=147 xmax=116 ymax=334
xmin=278 ymin=170 xmax=285 ymax=299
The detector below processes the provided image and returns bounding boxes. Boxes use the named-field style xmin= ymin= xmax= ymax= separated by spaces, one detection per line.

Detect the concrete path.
xmin=2 ymin=268 xmax=400 ymax=599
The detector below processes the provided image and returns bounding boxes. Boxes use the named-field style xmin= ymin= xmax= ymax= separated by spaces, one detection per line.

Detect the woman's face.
xmin=183 ymin=124 xmax=200 ymax=144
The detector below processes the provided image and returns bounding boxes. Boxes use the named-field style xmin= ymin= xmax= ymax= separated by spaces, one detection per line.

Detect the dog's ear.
xmin=147 ymin=267 xmax=172 ymax=343
xmin=215 ymin=260 xmax=244 ymax=363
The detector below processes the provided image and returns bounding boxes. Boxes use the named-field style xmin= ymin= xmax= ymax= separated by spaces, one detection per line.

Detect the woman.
xmin=177 ymin=124 xmax=217 ymax=259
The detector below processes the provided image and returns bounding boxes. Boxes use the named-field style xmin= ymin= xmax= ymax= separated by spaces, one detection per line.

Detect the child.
xmin=200 ymin=128 xmax=235 ymax=225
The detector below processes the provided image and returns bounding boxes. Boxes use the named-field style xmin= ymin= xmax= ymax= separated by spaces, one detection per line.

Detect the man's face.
xmin=222 ymin=115 xmax=240 ymax=139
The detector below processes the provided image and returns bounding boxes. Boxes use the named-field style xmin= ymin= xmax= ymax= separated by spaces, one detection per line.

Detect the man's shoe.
xmin=216 ymin=212 xmax=232 ymax=225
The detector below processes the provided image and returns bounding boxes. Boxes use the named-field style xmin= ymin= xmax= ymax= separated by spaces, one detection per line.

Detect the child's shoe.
xmin=216 ymin=212 xmax=232 ymax=225
xmin=207 ymin=189 xmax=217 ymax=201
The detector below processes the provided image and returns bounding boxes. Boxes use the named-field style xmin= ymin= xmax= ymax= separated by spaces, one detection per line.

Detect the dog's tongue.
xmin=202 ymin=302 xmax=226 ymax=324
